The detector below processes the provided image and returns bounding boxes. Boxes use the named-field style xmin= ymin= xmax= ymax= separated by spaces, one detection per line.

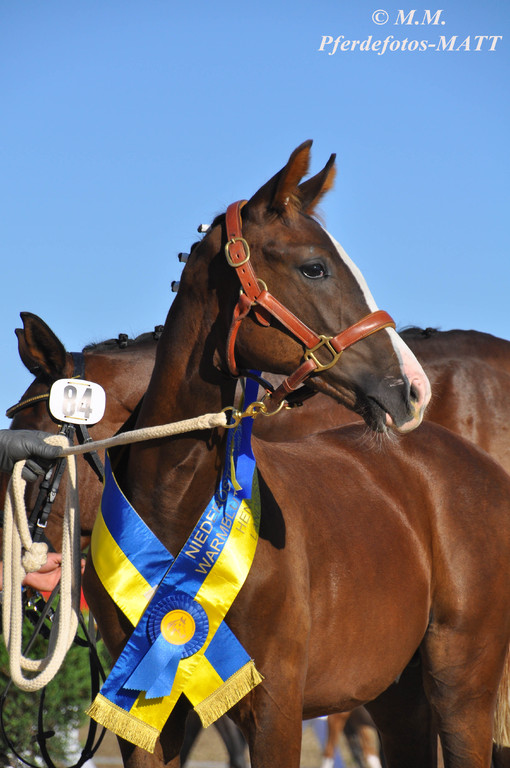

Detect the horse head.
xmin=179 ymin=141 xmax=430 ymax=433
xmin=3 ymin=312 xmax=158 ymax=547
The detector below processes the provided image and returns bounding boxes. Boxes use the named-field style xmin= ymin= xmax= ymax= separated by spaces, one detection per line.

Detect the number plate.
xmin=49 ymin=379 xmax=106 ymax=425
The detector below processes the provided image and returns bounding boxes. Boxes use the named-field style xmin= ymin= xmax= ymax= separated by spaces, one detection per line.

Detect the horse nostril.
xmin=408 ymin=374 xmax=431 ymax=412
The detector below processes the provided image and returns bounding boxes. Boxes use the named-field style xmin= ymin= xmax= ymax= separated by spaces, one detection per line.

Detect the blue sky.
xmin=1 ymin=1 xmax=509 ymax=428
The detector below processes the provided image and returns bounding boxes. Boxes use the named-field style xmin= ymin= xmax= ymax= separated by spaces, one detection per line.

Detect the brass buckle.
xmin=225 ymin=237 xmax=251 ymax=267
xmin=303 ymin=335 xmax=343 ymax=372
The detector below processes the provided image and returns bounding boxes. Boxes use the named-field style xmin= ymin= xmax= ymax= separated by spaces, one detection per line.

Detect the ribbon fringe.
xmin=194 ymin=660 xmax=264 ymax=729
xmin=86 ymin=694 xmax=160 ymax=753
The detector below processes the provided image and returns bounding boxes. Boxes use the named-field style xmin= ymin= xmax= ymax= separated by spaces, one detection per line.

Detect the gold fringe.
xmin=194 ymin=660 xmax=264 ymax=728
xmin=86 ymin=693 xmax=159 ymax=753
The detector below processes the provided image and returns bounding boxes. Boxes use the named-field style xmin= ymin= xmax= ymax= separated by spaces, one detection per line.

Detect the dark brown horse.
xmin=0 ymin=318 xmax=160 ymax=549
xmin=77 ymin=141 xmax=510 ymax=768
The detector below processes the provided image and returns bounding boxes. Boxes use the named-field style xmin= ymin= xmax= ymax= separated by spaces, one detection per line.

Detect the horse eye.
xmin=300 ymin=262 xmax=326 ymax=279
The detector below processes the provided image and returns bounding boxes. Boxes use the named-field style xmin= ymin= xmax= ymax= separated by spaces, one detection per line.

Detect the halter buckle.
xmin=225 ymin=237 xmax=251 ymax=267
xmin=303 ymin=335 xmax=343 ymax=372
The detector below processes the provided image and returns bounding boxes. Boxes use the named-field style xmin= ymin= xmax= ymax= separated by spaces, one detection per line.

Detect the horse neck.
xmin=116 ymin=285 xmax=238 ymax=553
xmin=84 ymin=345 xmax=155 ymax=419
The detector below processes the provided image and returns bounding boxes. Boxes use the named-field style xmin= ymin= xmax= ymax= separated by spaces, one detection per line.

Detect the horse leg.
xmin=347 ymin=707 xmax=384 ymax=768
xmin=366 ymin=655 xmax=438 ymax=768
xmin=232 ymin=683 xmax=304 ymax=768
xmin=115 ymin=696 xmax=191 ymax=768
xmin=358 ymin=724 xmax=383 ymax=768
xmin=116 ymin=740 xmax=178 ymax=768
xmin=421 ymin=623 xmax=507 ymax=768
xmin=179 ymin=711 xmax=202 ymax=767
xmin=344 ymin=718 xmax=367 ymax=768
xmin=213 ymin=716 xmax=248 ymax=768
xmin=180 ymin=711 xmax=246 ymax=768
xmin=321 ymin=713 xmax=350 ymax=768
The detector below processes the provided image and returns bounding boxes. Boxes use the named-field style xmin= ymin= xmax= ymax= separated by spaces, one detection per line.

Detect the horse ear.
xmin=16 ymin=312 xmax=67 ymax=377
xmin=298 ymin=153 xmax=336 ymax=216
xmin=244 ymin=140 xmax=313 ymax=219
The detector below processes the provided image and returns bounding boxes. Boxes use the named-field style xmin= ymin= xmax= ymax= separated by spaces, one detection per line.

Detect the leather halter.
xmin=224 ymin=200 xmax=396 ymax=406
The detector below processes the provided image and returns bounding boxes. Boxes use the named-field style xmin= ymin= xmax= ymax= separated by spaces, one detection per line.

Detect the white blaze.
xmin=325 ymin=230 xmax=431 ymax=414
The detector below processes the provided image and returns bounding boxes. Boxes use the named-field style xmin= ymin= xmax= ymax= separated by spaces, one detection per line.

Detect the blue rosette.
xmin=124 ymin=592 xmax=209 ymax=698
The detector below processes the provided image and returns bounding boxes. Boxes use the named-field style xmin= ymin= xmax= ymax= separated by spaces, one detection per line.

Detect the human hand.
xmin=0 ymin=429 xmax=61 ymax=481
xmin=22 ymin=552 xmax=63 ymax=592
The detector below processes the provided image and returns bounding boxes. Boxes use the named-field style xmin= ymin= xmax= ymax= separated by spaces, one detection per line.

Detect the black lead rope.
xmin=69 ymin=352 xmax=104 ymax=482
xmin=36 ymin=612 xmax=107 ymax=768
xmin=27 ymin=352 xmax=105 ymax=541
xmin=0 ymin=597 xmax=107 ymax=768
xmin=74 ymin=424 xmax=104 ymax=482
xmin=28 ymin=423 xmax=76 ymax=543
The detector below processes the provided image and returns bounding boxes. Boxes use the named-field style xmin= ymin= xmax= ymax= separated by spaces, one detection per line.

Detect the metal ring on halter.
xmin=240 ymin=278 xmax=268 ymax=306
xmin=303 ymin=335 xmax=343 ymax=372
xmin=258 ymin=395 xmax=288 ymax=417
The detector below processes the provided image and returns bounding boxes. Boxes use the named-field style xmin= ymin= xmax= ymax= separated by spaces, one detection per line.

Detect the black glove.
xmin=0 ymin=429 xmax=61 ymax=482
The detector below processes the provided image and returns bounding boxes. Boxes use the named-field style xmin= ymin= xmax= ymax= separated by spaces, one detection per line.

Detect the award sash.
xmin=87 ymin=388 xmax=263 ymax=752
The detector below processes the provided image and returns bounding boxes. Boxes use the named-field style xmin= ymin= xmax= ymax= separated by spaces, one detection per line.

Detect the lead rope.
xmin=2 ymin=410 xmax=229 ymax=692
xmin=2 ymin=434 xmax=80 ymax=691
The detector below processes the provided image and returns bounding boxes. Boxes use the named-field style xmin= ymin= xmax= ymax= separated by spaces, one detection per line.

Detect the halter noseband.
xmin=224 ymin=200 xmax=396 ymax=406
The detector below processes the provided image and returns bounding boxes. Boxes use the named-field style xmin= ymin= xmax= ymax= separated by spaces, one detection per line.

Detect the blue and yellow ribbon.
xmin=86 ymin=384 xmax=263 ymax=753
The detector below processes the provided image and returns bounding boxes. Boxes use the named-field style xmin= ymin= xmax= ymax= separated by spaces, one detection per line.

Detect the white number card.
xmin=49 ymin=379 xmax=106 ymax=425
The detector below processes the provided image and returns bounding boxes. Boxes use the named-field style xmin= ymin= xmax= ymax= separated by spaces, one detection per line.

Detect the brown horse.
xmin=6 ymin=316 xmax=510 ymax=549
xmin=265 ymin=325 xmax=510 ymax=470
xmin=4 ymin=321 xmax=510 ymax=767
xmin=77 ymin=141 xmax=510 ymax=768
xmin=6 ymin=322 xmax=510 ymax=768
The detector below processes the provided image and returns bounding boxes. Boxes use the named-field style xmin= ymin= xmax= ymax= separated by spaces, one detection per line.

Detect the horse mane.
xmin=83 ymin=326 xmax=164 ymax=352
xmin=399 ymin=325 xmax=440 ymax=339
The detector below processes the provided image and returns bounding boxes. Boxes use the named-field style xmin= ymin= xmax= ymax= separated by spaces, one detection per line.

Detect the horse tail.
xmin=494 ymin=645 xmax=510 ymax=746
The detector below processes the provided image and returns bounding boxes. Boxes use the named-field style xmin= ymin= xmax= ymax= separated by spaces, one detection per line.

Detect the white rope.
xmin=1 ymin=410 xmax=228 ymax=692
xmin=55 ymin=411 xmax=228 ymax=458
xmin=2 ymin=434 xmax=81 ymax=691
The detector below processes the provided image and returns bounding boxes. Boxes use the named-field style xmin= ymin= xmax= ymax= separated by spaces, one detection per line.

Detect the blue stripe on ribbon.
xmin=204 ymin=621 xmax=251 ymax=682
xmin=101 ymin=455 xmax=173 ymax=586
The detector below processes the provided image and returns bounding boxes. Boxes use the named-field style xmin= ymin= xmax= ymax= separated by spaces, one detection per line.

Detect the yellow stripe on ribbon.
xmin=91 ymin=510 xmax=155 ymax=625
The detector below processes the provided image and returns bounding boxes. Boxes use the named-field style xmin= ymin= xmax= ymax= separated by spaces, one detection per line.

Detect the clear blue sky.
xmin=1 ymin=1 xmax=508 ymax=428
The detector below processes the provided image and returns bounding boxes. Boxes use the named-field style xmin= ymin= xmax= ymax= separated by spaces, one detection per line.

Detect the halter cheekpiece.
xmin=224 ymin=200 xmax=396 ymax=408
